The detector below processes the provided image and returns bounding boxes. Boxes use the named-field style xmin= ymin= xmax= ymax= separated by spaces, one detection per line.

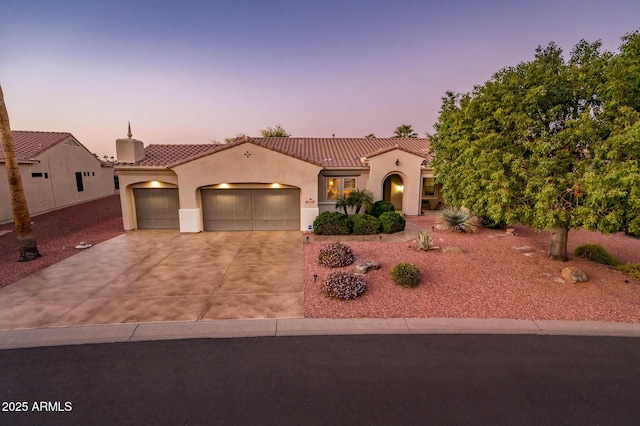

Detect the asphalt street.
xmin=1 ymin=334 xmax=639 ymax=425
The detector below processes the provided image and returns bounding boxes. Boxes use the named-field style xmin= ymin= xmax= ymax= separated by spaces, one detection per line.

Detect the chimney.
xmin=116 ymin=122 xmax=145 ymax=163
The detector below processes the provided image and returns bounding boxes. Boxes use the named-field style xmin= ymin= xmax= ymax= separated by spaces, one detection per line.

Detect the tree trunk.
xmin=548 ymin=227 xmax=569 ymax=261
xmin=0 ymin=84 xmax=41 ymax=262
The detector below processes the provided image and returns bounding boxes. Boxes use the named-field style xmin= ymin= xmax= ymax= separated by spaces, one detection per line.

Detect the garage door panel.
xmin=202 ymin=189 xmax=252 ymax=231
xmin=252 ymin=189 xmax=299 ymax=230
xmin=202 ymin=188 xmax=299 ymax=231
xmin=134 ymin=188 xmax=180 ymax=229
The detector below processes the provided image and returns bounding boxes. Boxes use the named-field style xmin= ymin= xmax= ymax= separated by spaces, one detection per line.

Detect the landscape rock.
xmin=513 ymin=245 xmax=535 ymax=253
xmin=506 ymin=228 xmax=517 ymax=236
xmin=561 ymin=267 xmax=589 ymax=283
xmin=352 ymin=261 xmax=381 ymax=274
xmin=442 ymin=246 xmax=464 ymax=254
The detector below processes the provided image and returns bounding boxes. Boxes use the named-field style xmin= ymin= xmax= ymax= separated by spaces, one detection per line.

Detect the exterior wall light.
xmin=395 ymin=159 xmax=400 ymax=166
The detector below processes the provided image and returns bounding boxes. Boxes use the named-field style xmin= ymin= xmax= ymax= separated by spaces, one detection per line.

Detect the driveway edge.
xmin=1 ymin=318 xmax=639 ymax=349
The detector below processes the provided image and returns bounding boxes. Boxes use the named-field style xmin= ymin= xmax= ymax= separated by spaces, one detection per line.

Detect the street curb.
xmin=1 ymin=318 xmax=639 ymax=350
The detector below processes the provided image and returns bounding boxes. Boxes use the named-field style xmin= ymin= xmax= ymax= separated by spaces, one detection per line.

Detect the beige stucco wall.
xmin=116 ymin=169 xmax=178 ymax=230
xmin=1 ymin=140 xmax=115 ymax=224
xmin=172 ymin=143 xmax=322 ymax=210
xmin=365 ymin=149 xmax=424 ymax=215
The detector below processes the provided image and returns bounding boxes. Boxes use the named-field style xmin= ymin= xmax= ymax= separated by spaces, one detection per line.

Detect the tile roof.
xmin=118 ymin=144 xmax=222 ymax=167
xmin=119 ymin=137 xmax=431 ymax=169
xmin=0 ymin=131 xmax=74 ymax=162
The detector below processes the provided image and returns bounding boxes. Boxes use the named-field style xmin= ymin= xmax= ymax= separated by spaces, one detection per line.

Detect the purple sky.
xmin=1 ymin=0 xmax=639 ymax=157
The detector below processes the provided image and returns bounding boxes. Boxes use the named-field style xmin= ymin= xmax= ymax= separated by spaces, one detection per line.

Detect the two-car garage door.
xmin=133 ymin=187 xmax=300 ymax=231
xmin=201 ymin=188 xmax=300 ymax=231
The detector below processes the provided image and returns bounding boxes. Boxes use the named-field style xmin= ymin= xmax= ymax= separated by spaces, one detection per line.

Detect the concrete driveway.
xmin=0 ymin=231 xmax=304 ymax=330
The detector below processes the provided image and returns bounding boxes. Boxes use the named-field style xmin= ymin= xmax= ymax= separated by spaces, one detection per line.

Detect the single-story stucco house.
xmin=114 ymin=132 xmax=443 ymax=232
xmin=1 ymin=131 xmax=116 ymax=224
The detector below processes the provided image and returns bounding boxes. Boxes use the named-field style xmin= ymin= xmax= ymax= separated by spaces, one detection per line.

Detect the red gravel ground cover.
xmin=0 ymin=195 xmax=124 ymax=288
xmin=304 ymin=216 xmax=640 ymax=323
xmin=3 ymin=198 xmax=639 ymax=323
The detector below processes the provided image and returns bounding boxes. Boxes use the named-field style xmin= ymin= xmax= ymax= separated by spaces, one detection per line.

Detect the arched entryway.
xmin=382 ymin=174 xmax=404 ymax=212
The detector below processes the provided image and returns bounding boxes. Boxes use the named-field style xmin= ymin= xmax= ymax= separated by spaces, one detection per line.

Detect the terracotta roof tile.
xmin=117 ymin=144 xmax=221 ymax=167
xmin=122 ymin=137 xmax=431 ymax=169
xmin=1 ymin=131 xmax=74 ymax=161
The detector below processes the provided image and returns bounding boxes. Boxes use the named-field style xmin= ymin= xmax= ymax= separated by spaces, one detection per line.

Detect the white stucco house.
xmin=1 ymin=131 xmax=116 ymax=224
xmin=114 ymin=133 xmax=443 ymax=232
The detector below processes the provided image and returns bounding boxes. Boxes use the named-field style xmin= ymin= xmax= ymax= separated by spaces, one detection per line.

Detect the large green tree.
xmin=430 ymin=32 xmax=640 ymax=261
xmin=0 ymin=84 xmax=41 ymax=261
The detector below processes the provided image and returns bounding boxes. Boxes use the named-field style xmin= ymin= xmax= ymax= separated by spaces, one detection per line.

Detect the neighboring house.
xmin=0 ymin=131 xmax=116 ymax=224
xmin=115 ymin=134 xmax=444 ymax=232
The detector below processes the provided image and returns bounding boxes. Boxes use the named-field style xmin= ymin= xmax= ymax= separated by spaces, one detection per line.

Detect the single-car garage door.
xmin=202 ymin=188 xmax=300 ymax=231
xmin=133 ymin=188 xmax=180 ymax=229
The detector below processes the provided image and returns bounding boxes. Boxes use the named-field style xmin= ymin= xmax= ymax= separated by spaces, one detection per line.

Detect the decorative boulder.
xmin=442 ymin=246 xmax=464 ymax=254
xmin=513 ymin=245 xmax=535 ymax=253
xmin=561 ymin=267 xmax=588 ymax=283
xmin=352 ymin=261 xmax=381 ymax=274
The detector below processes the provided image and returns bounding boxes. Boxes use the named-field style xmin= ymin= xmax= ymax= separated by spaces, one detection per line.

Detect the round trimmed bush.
xmin=370 ymin=200 xmax=395 ymax=218
xmin=574 ymin=244 xmax=620 ymax=266
xmin=391 ymin=262 xmax=420 ymax=287
xmin=313 ymin=211 xmax=351 ymax=235
xmin=318 ymin=242 xmax=356 ymax=268
xmin=351 ymin=214 xmax=381 ymax=235
xmin=379 ymin=211 xmax=406 ymax=233
xmin=323 ymin=271 xmax=366 ymax=299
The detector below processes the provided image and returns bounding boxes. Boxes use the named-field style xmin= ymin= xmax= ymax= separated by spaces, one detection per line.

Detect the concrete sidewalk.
xmin=1 ymin=317 xmax=639 ymax=350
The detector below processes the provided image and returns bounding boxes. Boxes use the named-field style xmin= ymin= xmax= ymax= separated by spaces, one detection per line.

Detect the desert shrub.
xmin=317 ymin=242 xmax=356 ymax=268
xmin=323 ymin=271 xmax=366 ymax=299
xmin=440 ymin=206 xmax=476 ymax=233
xmin=379 ymin=211 xmax=406 ymax=233
xmin=351 ymin=214 xmax=381 ymax=235
xmin=370 ymin=200 xmax=395 ymax=218
xmin=313 ymin=211 xmax=351 ymax=235
xmin=618 ymin=263 xmax=640 ymax=280
xmin=478 ymin=215 xmax=507 ymax=229
xmin=574 ymin=244 xmax=620 ymax=266
xmin=391 ymin=262 xmax=420 ymax=287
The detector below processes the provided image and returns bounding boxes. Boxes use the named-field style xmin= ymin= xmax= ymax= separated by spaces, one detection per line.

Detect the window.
xmin=326 ymin=178 xmax=339 ymax=201
xmin=31 ymin=172 xmax=43 ymax=178
xmin=75 ymin=172 xmax=84 ymax=192
xmin=422 ymin=177 xmax=435 ymax=197
xmin=325 ymin=177 xmax=358 ymax=201
xmin=44 ymin=173 xmax=48 ymax=179
xmin=92 ymin=172 xmax=95 ymax=176
xmin=343 ymin=178 xmax=356 ymax=198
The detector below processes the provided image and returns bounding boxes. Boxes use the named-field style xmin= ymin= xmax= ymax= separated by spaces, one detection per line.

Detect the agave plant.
xmin=416 ymin=230 xmax=434 ymax=251
xmin=440 ymin=206 xmax=476 ymax=233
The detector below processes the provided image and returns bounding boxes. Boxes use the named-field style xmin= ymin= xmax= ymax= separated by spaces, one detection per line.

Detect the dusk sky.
xmin=2 ymin=0 xmax=639 ymax=157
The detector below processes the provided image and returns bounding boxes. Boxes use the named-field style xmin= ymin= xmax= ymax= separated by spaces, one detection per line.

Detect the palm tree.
xmin=392 ymin=124 xmax=418 ymax=138
xmin=348 ymin=189 xmax=375 ymax=214
xmin=0 ymin=84 xmax=40 ymax=261
xmin=334 ymin=195 xmax=350 ymax=217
